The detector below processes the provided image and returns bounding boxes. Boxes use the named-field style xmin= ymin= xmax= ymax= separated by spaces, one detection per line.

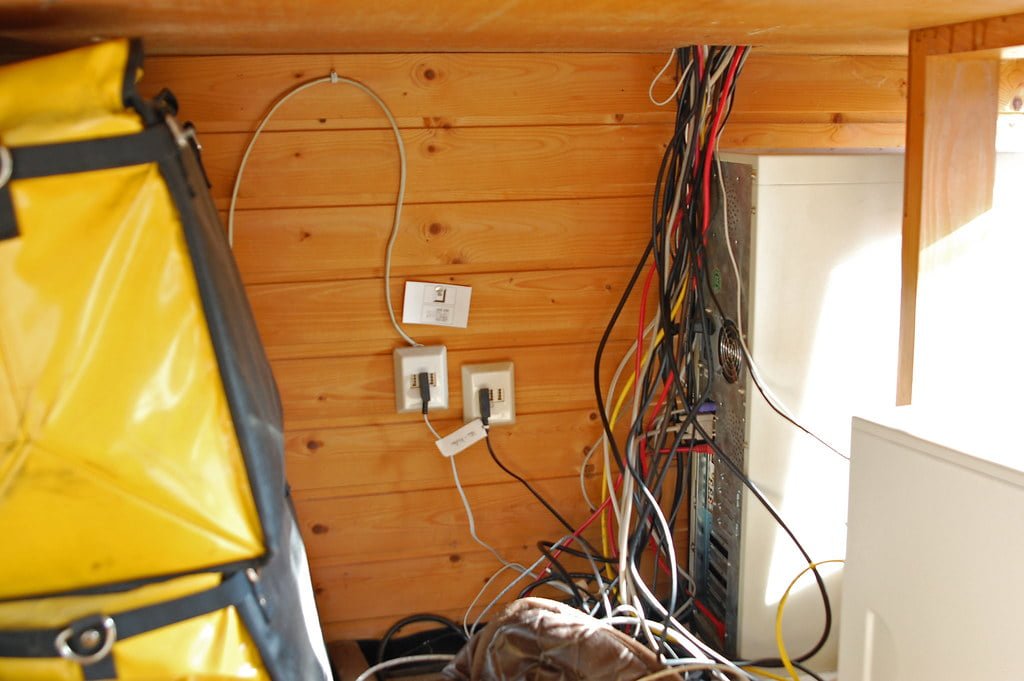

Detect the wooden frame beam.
xmin=896 ymin=12 xmax=1023 ymax=404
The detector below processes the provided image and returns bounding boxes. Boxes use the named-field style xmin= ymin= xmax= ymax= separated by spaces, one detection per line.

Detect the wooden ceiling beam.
xmin=3 ymin=1 xmax=1024 ymax=56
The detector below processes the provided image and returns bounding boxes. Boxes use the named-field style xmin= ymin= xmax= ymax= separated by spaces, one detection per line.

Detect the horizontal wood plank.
xmin=273 ymin=340 xmax=630 ymax=430
xmin=293 ymin=475 xmax=597 ymax=563
xmin=286 ymin=409 xmax=603 ymax=498
xmin=142 ymin=53 xmax=907 ymax=133
xmin=229 ymin=196 xmax=652 ymax=284
xmin=144 ymin=53 xmax=674 ymax=132
xmin=201 ymin=125 xmax=669 ymax=210
xmin=249 ymin=266 xmax=639 ymax=360
xmin=734 ymin=55 xmax=907 ymax=118
xmin=721 ymin=122 xmax=906 ymax=150
xmin=311 ymin=547 xmax=558 ymax=632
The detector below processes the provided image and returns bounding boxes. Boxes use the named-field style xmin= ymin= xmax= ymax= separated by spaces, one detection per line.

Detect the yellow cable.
xmin=775 ymin=559 xmax=845 ymax=681
xmin=743 ymin=666 xmax=791 ymax=681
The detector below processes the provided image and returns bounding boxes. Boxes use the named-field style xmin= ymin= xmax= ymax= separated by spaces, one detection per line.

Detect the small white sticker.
xmin=435 ymin=418 xmax=487 ymax=458
xmin=403 ymin=281 xmax=472 ymax=328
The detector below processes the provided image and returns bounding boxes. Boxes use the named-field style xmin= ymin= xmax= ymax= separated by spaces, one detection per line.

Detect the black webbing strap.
xmin=0 ymin=124 xmax=180 ymax=241
xmin=0 ymin=570 xmax=251 ymax=678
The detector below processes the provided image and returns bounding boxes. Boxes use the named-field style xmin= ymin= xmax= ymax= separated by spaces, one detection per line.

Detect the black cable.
xmin=483 ymin=434 xmax=574 ymax=535
xmin=479 ymin=388 xmax=608 ymax=565
xmin=695 ymin=170 xmax=839 ymax=664
xmin=376 ymin=613 xmax=467 ymax=666
xmin=535 ymin=542 xmax=589 ymax=608
xmin=537 ymin=540 xmax=616 ymax=565
xmin=517 ymin=572 xmax=598 ymax=600
xmin=692 ymin=418 xmax=833 ymax=666
xmin=588 ymin=48 xmax=756 ymax=648
xmin=583 ymin=46 xmax=839 ymax=674
xmin=700 ymin=171 xmax=848 ymax=462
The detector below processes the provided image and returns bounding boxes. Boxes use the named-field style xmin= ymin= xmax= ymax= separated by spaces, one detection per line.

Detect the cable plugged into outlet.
xmin=462 ymin=361 xmax=515 ymax=425
xmin=394 ymin=345 xmax=448 ymax=413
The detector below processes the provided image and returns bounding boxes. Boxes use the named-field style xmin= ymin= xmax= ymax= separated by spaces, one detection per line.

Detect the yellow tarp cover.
xmin=0 ymin=40 xmax=271 ymax=680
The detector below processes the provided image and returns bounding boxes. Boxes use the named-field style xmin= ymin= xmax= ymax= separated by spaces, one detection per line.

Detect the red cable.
xmin=701 ymin=47 xmax=746 ymax=240
xmin=693 ymin=597 xmax=727 ymax=641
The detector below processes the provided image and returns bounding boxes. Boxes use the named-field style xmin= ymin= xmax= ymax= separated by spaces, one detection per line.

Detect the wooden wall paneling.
xmin=228 ymin=197 xmax=653 ymax=284
xmin=273 ymin=340 xmax=631 ymax=430
xmin=145 ymin=53 xmax=908 ymax=131
xmin=286 ymin=409 xmax=603 ymax=499
xmin=248 ymin=267 xmax=640 ymax=360
xmin=729 ymin=54 xmax=908 ymax=124
xmin=151 ymin=53 xmax=909 ymax=154
xmin=294 ymin=477 xmax=595 ymax=564
xmin=719 ymin=121 xmax=905 ymax=151
xmin=896 ymin=15 xmax=1017 ymax=403
xmin=309 ymin=549 xmax=545 ymax=634
xmin=143 ymin=54 xmax=679 ymax=131
xmin=200 ymin=125 xmax=669 ymax=210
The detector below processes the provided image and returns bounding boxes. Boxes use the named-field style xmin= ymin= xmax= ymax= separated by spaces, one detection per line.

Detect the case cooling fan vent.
xmin=718 ymin=321 xmax=743 ymax=384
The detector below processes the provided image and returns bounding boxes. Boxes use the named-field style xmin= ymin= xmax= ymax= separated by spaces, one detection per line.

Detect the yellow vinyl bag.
xmin=0 ymin=40 xmax=331 ymax=680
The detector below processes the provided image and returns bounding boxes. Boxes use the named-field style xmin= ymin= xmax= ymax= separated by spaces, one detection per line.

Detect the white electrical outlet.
xmin=462 ymin=361 xmax=515 ymax=425
xmin=393 ymin=345 xmax=448 ymax=413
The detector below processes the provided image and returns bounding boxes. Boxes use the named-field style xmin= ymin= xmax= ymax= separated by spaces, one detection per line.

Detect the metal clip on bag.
xmin=0 ymin=39 xmax=331 ymax=681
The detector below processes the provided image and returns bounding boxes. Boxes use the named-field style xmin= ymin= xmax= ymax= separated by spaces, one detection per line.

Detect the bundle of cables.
xmin=585 ymin=44 xmax=837 ymax=680
xmin=367 ymin=45 xmax=839 ymax=681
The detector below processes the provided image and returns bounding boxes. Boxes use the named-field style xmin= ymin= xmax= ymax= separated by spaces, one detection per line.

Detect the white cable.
xmin=602 ymin=617 xmax=717 ymax=663
xmin=463 ymin=561 xmax=527 ymax=638
xmin=447 ymin=438 xmax=516 ymax=569
xmin=648 ymin=49 xmax=692 ymax=107
xmin=580 ymin=316 xmax=660 ymax=510
xmin=714 ymin=147 xmax=848 ymax=459
xmin=425 ymin=412 xmax=540 ymax=637
xmin=423 ymin=412 xmax=442 ymax=440
xmin=463 ymin=539 xmax=566 ymax=637
xmin=354 ymin=654 xmax=456 ymax=681
xmin=227 ymin=70 xmax=419 ymax=347
xmin=614 ymin=302 xmax=666 ymax=611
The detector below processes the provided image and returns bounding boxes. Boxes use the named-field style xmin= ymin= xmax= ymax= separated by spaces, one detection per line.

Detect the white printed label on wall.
xmin=402 ymin=281 xmax=472 ymax=328
xmin=435 ymin=419 xmax=487 ymax=458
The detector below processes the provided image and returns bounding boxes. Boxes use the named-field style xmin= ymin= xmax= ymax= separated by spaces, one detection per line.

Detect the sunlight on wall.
xmin=913 ymin=154 xmax=1024 ymax=424
xmin=762 ymin=235 xmax=900 ymax=605
xmin=737 ymin=155 xmax=905 ymax=668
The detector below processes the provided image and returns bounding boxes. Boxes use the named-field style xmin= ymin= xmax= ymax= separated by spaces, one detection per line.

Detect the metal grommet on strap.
xmin=164 ymin=115 xmax=196 ymax=150
xmin=54 ymin=615 xmax=117 ymax=666
xmin=0 ymin=145 xmax=12 ymax=189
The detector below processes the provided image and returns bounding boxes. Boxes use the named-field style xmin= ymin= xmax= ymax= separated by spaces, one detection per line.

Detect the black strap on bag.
xmin=0 ymin=121 xmax=183 ymax=241
xmin=0 ymin=570 xmax=252 ymax=680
